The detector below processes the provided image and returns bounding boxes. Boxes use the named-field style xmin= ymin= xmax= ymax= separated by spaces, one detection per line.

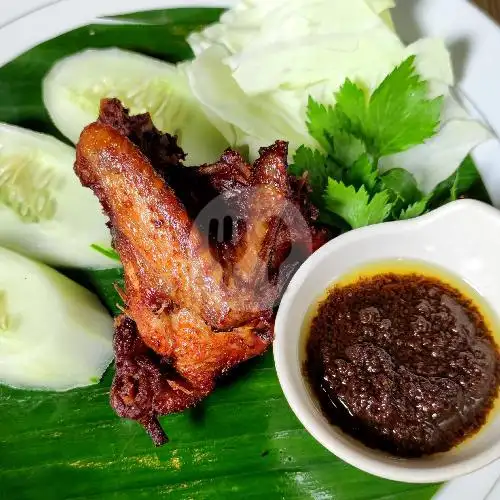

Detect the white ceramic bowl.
xmin=274 ymin=199 xmax=500 ymax=484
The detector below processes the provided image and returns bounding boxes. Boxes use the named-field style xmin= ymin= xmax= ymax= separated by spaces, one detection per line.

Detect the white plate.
xmin=0 ymin=0 xmax=499 ymax=497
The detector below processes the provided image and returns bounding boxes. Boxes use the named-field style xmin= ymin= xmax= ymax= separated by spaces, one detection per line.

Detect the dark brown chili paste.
xmin=305 ymin=271 xmax=500 ymax=457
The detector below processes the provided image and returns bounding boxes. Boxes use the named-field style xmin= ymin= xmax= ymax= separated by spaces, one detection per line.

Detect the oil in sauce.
xmin=303 ymin=260 xmax=500 ymax=457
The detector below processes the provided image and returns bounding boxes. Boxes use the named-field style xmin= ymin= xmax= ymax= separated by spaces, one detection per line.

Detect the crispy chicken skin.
xmin=77 ymin=121 xmax=240 ymax=329
xmin=77 ymin=122 xmax=294 ymax=328
xmin=109 ymin=231 xmax=272 ymax=445
xmin=75 ymin=99 xmax=329 ymax=444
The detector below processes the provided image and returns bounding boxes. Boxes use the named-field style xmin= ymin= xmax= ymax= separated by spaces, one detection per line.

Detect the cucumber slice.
xmin=0 ymin=246 xmax=113 ymax=391
xmin=0 ymin=123 xmax=115 ymax=269
xmin=43 ymin=48 xmax=229 ymax=166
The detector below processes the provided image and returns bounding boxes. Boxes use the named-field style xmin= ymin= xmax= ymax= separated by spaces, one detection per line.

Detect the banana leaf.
xmin=0 ymin=8 xmax=442 ymax=500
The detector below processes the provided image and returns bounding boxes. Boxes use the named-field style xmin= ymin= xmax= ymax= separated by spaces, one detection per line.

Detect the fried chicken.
xmin=75 ymin=99 xmax=329 ymax=444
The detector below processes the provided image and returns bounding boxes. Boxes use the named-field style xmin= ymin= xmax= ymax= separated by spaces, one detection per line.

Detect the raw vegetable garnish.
xmin=43 ymin=49 xmax=229 ymax=166
xmin=0 ymin=246 xmax=114 ymax=391
xmin=0 ymin=153 xmax=58 ymax=223
xmin=91 ymin=244 xmax=121 ymax=262
xmin=188 ymin=0 xmax=492 ymax=200
xmin=0 ymin=124 xmax=116 ymax=269
xmin=290 ymin=56 xmax=489 ymax=231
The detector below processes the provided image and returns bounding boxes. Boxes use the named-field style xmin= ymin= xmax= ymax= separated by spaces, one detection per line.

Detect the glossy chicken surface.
xmin=75 ymin=99 xmax=328 ymax=444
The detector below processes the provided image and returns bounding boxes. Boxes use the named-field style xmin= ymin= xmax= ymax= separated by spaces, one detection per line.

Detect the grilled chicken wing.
xmin=74 ymin=99 xmax=329 ymax=444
